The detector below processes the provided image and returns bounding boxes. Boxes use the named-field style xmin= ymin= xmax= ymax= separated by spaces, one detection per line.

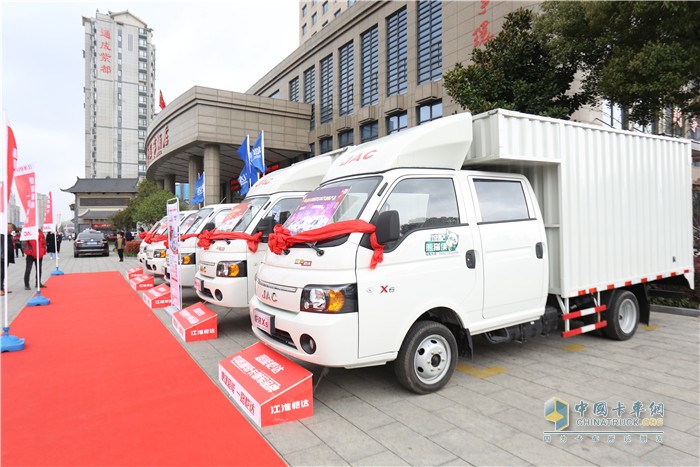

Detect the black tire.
xmin=603 ymin=290 xmax=639 ymax=341
xmin=394 ymin=321 xmax=458 ymax=394
xmin=74 ymin=252 xmax=78 ymax=258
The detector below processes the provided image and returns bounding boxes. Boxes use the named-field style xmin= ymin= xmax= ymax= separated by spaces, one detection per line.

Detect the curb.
xmin=651 ymin=304 xmax=700 ymax=318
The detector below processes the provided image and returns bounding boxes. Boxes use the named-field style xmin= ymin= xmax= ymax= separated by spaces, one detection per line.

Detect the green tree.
xmin=443 ymin=8 xmax=590 ymax=119
xmin=537 ymin=1 xmax=700 ymax=126
xmin=133 ymin=191 xmax=174 ymax=225
xmin=111 ymin=180 xmax=184 ymax=229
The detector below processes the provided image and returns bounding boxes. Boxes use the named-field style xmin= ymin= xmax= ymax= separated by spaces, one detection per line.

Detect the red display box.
xmin=129 ymin=274 xmax=154 ymax=291
xmin=218 ymin=342 xmax=313 ymax=428
xmin=172 ymin=302 xmax=218 ymax=342
xmin=127 ymin=267 xmax=143 ymax=280
xmin=142 ymin=284 xmax=171 ymax=309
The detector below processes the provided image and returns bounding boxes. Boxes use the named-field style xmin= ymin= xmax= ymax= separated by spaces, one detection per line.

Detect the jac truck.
xmin=249 ymin=109 xmax=693 ymax=394
xmin=142 ymin=210 xmax=196 ymax=276
xmin=193 ymin=153 xmax=341 ymax=308
xmin=163 ymin=203 xmax=239 ymax=287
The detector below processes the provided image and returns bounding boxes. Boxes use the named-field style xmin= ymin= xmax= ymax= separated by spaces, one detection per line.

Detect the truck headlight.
xmin=180 ymin=253 xmax=196 ymax=265
xmin=154 ymin=249 xmax=166 ymax=259
xmin=300 ymin=284 xmax=357 ymax=313
xmin=216 ymin=261 xmax=247 ymax=277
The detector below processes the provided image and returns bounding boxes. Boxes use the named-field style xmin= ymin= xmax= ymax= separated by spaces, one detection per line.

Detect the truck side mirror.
xmin=255 ymin=217 xmax=275 ymax=234
xmin=375 ymin=210 xmax=400 ymax=244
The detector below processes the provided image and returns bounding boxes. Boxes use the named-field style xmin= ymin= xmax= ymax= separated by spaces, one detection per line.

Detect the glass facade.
xmin=304 ymin=66 xmax=316 ymax=130
xmin=319 ymin=136 xmax=333 ymax=154
xmin=386 ymin=8 xmax=408 ymax=96
xmin=418 ymin=100 xmax=443 ymax=124
xmin=360 ymin=26 xmax=379 ymax=107
xmin=417 ymin=0 xmax=442 ymax=84
xmin=338 ymin=41 xmax=354 ymax=116
xmin=387 ymin=112 xmax=408 ymax=134
xmin=320 ymin=54 xmax=334 ymax=123
xmin=360 ymin=121 xmax=379 ymax=142
xmin=289 ymin=77 xmax=300 ymax=102
xmin=338 ymin=129 xmax=354 ymax=148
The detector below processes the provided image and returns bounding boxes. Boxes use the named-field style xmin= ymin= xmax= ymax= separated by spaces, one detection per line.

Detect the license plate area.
xmin=194 ymin=277 xmax=202 ymax=291
xmin=253 ymin=309 xmax=275 ymax=335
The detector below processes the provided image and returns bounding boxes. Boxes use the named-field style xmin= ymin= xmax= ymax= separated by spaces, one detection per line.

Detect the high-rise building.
xmin=82 ymin=10 xmax=155 ymax=180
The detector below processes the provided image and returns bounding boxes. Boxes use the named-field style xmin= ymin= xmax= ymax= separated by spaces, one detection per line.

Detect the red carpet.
xmin=1 ymin=272 xmax=284 ymax=466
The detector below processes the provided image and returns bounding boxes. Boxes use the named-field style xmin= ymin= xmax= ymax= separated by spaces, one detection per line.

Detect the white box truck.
xmin=194 ymin=153 xmax=340 ymax=308
xmin=163 ymin=203 xmax=239 ymax=287
xmin=142 ymin=210 xmax=196 ymax=276
xmin=249 ymin=109 xmax=694 ymax=393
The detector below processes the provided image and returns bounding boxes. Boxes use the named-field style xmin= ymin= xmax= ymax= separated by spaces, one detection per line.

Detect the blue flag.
xmin=190 ymin=172 xmax=205 ymax=204
xmin=251 ymin=131 xmax=266 ymax=174
xmin=238 ymin=135 xmax=254 ymax=195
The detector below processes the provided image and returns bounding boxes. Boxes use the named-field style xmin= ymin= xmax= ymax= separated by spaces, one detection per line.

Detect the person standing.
xmin=1 ymin=224 xmax=16 ymax=295
xmin=24 ymin=229 xmax=47 ymax=290
xmin=46 ymin=231 xmax=56 ymax=259
xmin=115 ymin=232 xmax=125 ymax=262
xmin=13 ymin=230 xmax=23 ymax=257
xmin=56 ymin=233 xmax=62 ymax=256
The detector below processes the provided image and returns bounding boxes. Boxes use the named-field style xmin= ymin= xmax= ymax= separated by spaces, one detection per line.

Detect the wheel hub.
xmin=414 ymin=335 xmax=451 ymax=384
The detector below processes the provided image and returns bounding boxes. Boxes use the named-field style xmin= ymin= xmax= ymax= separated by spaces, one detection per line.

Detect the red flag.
xmin=159 ymin=90 xmax=166 ymax=110
xmin=43 ymin=191 xmax=54 ymax=232
xmin=15 ymin=163 xmax=37 ymax=241
xmin=1 ymin=124 xmax=18 ymax=214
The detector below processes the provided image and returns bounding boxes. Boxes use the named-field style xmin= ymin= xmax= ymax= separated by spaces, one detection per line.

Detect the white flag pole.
xmin=51 ymin=212 xmax=64 ymax=276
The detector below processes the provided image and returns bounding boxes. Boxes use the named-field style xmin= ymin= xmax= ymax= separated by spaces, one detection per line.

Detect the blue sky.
xmin=1 ymin=0 xmax=299 ymax=223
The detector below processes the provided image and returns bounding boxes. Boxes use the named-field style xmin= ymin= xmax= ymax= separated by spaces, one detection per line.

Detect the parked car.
xmin=74 ymin=231 xmax=109 ymax=257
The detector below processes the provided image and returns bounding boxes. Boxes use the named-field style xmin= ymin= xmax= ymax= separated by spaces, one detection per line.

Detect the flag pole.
xmin=28 ymin=172 xmax=49 ymax=306
xmin=1 ymin=112 xmax=25 ymax=351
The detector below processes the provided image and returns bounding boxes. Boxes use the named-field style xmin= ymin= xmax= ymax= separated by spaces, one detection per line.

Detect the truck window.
xmin=382 ymin=178 xmax=459 ymax=238
xmin=474 ymin=179 xmax=530 ymax=223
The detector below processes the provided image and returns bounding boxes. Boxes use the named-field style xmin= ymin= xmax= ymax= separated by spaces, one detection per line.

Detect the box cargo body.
xmin=465 ymin=109 xmax=694 ymax=298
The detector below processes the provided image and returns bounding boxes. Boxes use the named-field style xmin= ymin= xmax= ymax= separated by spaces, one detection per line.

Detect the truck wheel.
xmin=603 ymin=290 xmax=639 ymax=341
xmin=395 ymin=321 xmax=457 ymax=394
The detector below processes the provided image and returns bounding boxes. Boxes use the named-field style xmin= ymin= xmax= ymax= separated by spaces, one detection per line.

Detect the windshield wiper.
xmin=306 ymin=242 xmax=324 ymax=256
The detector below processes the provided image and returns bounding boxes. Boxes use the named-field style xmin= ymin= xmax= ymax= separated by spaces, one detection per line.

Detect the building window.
xmin=304 ymin=66 xmax=316 ymax=130
xmin=418 ymin=100 xmax=442 ymax=125
xmin=417 ymin=0 xmax=442 ymax=84
xmin=348 ymin=0 xmax=356 ymax=6
xmin=309 ymin=142 xmax=315 ymax=157
xmin=338 ymin=41 xmax=354 ymax=116
xmin=335 ymin=9 xmax=342 ymax=18
xmin=269 ymin=90 xmax=281 ymax=99
xmin=322 ymin=1 xmax=329 ymax=14
xmin=386 ymin=8 xmax=408 ymax=96
xmin=360 ymin=121 xmax=379 ymax=142
xmin=302 ymin=4 xmax=307 ymax=16
xmin=289 ymin=77 xmax=300 ymax=102
xmin=361 ymin=26 xmax=379 ymax=107
xmin=387 ymin=111 xmax=408 ymax=134
xmin=138 ymin=163 xmax=146 ymax=173
xmin=138 ymin=130 xmax=146 ymax=138
xmin=338 ymin=129 xmax=354 ymax=148
xmin=319 ymin=137 xmax=333 ymax=154
xmin=302 ymin=23 xmax=307 ymax=35
xmin=312 ymin=13 xmax=317 ymax=25
xmin=320 ymin=54 xmax=333 ymax=124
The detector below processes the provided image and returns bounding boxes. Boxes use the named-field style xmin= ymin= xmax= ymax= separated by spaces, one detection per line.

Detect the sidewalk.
xmin=3 ymin=242 xmax=699 ymax=466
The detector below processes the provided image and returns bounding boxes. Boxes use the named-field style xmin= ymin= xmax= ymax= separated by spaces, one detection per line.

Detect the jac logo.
xmin=199 ymin=265 xmax=206 ymax=272
xmin=339 ymin=149 xmax=377 ymax=166
xmin=216 ymin=246 xmax=225 ymax=251
xmin=294 ymin=259 xmax=312 ymax=267
xmin=380 ymin=285 xmax=395 ymax=294
xmin=261 ymin=289 xmax=278 ymax=302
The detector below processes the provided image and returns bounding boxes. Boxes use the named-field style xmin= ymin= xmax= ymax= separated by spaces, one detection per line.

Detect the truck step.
xmin=561 ymin=304 xmax=607 ymax=338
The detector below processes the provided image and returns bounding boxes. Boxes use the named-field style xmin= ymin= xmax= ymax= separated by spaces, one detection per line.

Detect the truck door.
xmin=470 ymin=176 xmax=547 ymax=320
xmin=356 ymin=176 xmax=482 ymax=359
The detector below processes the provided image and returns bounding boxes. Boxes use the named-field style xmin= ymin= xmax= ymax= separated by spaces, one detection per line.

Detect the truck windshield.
xmin=181 ymin=208 xmax=213 ymax=235
xmin=284 ymin=176 xmax=381 ymax=235
xmin=216 ymin=197 xmax=268 ymax=233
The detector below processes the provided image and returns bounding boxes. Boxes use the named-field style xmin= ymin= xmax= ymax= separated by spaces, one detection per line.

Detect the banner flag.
xmin=43 ymin=191 xmax=54 ymax=232
xmin=15 ymin=163 xmax=37 ymax=241
xmin=251 ymin=131 xmax=266 ymax=174
xmin=237 ymin=135 xmax=255 ymax=196
xmin=190 ymin=172 xmax=205 ymax=204
xmin=159 ymin=90 xmax=166 ymax=110
xmin=2 ymin=122 xmax=18 ymax=215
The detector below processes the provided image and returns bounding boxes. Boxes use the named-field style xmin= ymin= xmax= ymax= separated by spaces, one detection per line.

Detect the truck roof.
xmin=246 ymin=152 xmax=339 ymax=197
xmin=322 ymin=112 xmax=473 ymax=182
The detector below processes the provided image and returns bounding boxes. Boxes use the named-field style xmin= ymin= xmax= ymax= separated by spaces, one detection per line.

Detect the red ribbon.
xmin=268 ymin=220 xmax=385 ymax=269
xmin=197 ymin=230 xmax=263 ymax=253
xmin=164 ymin=233 xmax=201 ymax=250
xmin=144 ymin=234 xmax=167 ymax=245
xmin=139 ymin=232 xmax=147 ymax=239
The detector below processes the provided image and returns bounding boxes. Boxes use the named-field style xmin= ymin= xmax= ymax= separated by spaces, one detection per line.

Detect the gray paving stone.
xmin=313 ymin=378 xmax=354 ymax=404
xmin=640 ymin=445 xmax=700 ymax=466
xmin=406 ymin=392 xmax=456 ymax=412
xmin=435 ymin=404 xmax=521 ymax=445
xmin=499 ymin=433 xmax=589 ymax=465
xmin=439 ymin=385 xmax=507 ymax=416
xmin=368 ymin=422 xmax=456 ymax=466
xmin=352 ymin=450 xmax=410 ymax=466
xmin=432 ymin=427 xmax=529 ymax=465
xmin=305 ymin=417 xmax=386 ymax=463
xmin=262 ymin=422 xmax=322 ymax=455
xmin=381 ymin=399 xmax=456 ymax=437
xmin=283 ymin=443 xmax=350 ymax=466
xmin=324 ymin=395 xmax=395 ymax=431
xmin=562 ymin=437 xmax=655 ymax=465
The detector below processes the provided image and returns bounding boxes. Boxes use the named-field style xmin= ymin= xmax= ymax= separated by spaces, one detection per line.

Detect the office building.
xmin=82 ymin=10 xmax=156 ymax=180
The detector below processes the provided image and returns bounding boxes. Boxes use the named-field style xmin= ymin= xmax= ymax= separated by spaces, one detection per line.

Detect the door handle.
xmin=466 ymin=250 xmax=476 ymax=269
xmin=535 ymin=242 xmax=543 ymax=259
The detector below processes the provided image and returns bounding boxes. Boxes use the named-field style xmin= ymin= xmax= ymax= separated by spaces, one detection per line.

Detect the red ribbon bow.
xmin=197 ymin=230 xmax=263 ymax=253
xmin=268 ymin=220 xmax=384 ymax=269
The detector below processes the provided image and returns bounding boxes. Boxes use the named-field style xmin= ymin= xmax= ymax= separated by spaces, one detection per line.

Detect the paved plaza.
xmin=3 ymin=242 xmax=699 ymax=466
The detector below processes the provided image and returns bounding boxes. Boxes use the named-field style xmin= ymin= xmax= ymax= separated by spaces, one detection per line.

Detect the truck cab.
xmin=143 ymin=210 xmax=196 ymax=276
xmin=193 ymin=154 xmax=339 ymax=309
xmin=163 ymin=204 xmax=238 ymax=287
xmin=137 ymin=216 xmax=166 ymax=268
